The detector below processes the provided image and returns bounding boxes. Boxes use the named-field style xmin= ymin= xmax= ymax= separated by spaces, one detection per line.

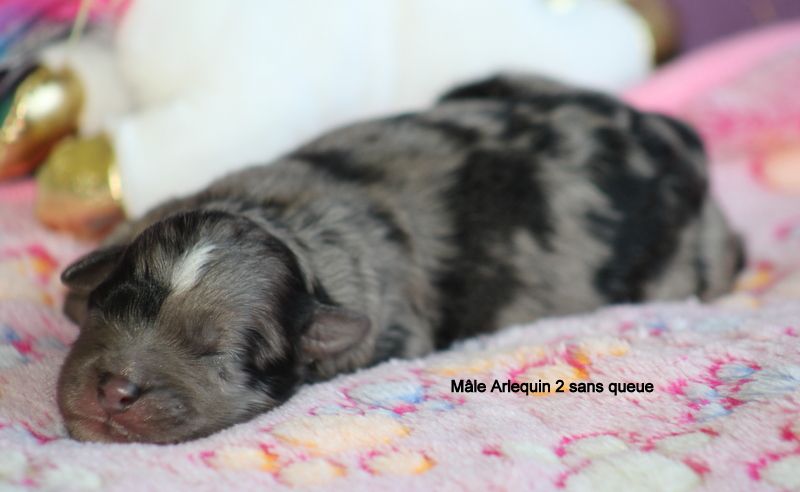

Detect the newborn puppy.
xmin=57 ymin=74 xmax=744 ymax=443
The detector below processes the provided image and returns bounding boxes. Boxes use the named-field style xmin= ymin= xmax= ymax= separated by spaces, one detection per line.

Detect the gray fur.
xmin=57 ymin=74 xmax=743 ymax=443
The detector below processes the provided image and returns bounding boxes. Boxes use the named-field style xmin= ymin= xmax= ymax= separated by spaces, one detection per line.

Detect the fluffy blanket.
xmin=2 ymin=24 xmax=800 ymax=492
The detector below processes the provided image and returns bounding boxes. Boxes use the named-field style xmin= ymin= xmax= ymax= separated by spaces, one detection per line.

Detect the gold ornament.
xmin=36 ymin=133 xmax=124 ymax=238
xmin=626 ymin=0 xmax=679 ymax=62
xmin=0 ymin=66 xmax=84 ymax=180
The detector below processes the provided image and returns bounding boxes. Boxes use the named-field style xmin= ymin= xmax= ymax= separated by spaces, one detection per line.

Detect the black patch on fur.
xmin=90 ymin=278 xmax=169 ymax=322
xmin=562 ymin=93 xmax=620 ymax=117
xmin=87 ymin=238 xmax=172 ymax=322
xmin=503 ymin=113 xmax=561 ymax=154
xmin=294 ymin=151 xmax=384 ymax=184
xmin=251 ymin=199 xmax=291 ymax=220
xmin=635 ymin=120 xmax=707 ymax=211
xmin=650 ymin=114 xmax=704 ymax=152
xmin=317 ymin=228 xmax=344 ymax=247
xmin=265 ymin=238 xmax=318 ymax=336
xmin=441 ymin=76 xmax=620 ymax=118
xmin=440 ymin=75 xmax=525 ymax=102
xmin=434 ymin=149 xmax=553 ymax=347
xmin=240 ymin=232 xmax=311 ymax=396
xmin=733 ymin=235 xmax=746 ymax=274
xmin=501 ymin=108 xmax=534 ymax=140
xmin=241 ymin=328 xmax=300 ymax=402
xmin=367 ymin=204 xmax=411 ymax=249
xmin=311 ymin=280 xmax=337 ymax=306
xmin=372 ymin=323 xmax=409 ymax=364
xmin=586 ymin=118 xmax=706 ymax=302
xmin=593 ymin=127 xmax=631 ymax=156
xmin=693 ymin=251 xmax=708 ymax=297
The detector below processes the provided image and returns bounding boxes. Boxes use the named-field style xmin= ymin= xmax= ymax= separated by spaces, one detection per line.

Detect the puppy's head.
xmin=57 ymin=210 xmax=369 ymax=443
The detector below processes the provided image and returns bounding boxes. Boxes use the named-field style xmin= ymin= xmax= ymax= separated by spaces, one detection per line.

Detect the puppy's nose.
xmin=98 ymin=375 xmax=141 ymax=412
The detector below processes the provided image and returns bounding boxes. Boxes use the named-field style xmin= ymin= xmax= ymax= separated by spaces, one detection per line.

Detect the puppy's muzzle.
xmin=97 ymin=373 xmax=142 ymax=413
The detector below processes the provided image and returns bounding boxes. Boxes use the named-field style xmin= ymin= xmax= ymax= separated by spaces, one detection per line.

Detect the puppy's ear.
xmin=300 ymin=304 xmax=371 ymax=360
xmin=61 ymin=245 xmax=126 ymax=292
xmin=63 ymin=290 xmax=90 ymax=326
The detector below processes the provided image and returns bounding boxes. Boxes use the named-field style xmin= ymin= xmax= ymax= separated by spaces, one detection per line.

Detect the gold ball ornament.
xmin=36 ymin=133 xmax=124 ymax=239
xmin=625 ymin=0 xmax=679 ymax=62
xmin=0 ymin=66 xmax=84 ymax=180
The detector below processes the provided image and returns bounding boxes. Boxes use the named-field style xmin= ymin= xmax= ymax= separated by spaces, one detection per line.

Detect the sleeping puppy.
xmin=57 ymin=74 xmax=744 ymax=443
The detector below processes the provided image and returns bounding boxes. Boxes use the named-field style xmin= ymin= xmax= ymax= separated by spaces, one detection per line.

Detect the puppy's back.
xmin=108 ymin=74 xmax=742 ymax=352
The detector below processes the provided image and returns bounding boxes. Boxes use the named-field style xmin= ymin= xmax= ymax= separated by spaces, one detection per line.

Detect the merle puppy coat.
xmin=57 ymin=75 xmax=743 ymax=443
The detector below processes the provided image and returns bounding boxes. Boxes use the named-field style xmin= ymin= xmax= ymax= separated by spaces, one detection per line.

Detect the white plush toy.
xmin=34 ymin=0 xmax=652 ymax=230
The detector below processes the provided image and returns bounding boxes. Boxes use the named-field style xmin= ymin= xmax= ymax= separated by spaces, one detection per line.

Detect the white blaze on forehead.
xmin=172 ymin=243 xmax=217 ymax=293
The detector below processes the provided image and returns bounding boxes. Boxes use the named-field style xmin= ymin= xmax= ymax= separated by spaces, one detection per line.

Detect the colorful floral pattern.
xmin=2 ymin=40 xmax=800 ymax=492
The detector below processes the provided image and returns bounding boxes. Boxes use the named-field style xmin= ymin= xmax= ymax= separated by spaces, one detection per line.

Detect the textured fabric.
xmin=1 ymin=29 xmax=800 ymax=492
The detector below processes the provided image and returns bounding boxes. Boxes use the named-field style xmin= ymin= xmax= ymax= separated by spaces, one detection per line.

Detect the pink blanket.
xmin=1 ymin=24 xmax=800 ymax=491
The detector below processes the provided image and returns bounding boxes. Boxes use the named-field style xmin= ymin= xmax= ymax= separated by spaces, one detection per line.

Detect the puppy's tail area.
xmin=696 ymin=200 xmax=747 ymax=301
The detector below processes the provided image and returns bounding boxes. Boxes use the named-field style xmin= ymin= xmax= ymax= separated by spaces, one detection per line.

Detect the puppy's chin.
xmin=61 ymin=398 xmax=217 ymax=444
xmin=64 ymin=417 xmax=203 ymax=444
xmin=64 ymin=416 xmax=141 ymax=444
